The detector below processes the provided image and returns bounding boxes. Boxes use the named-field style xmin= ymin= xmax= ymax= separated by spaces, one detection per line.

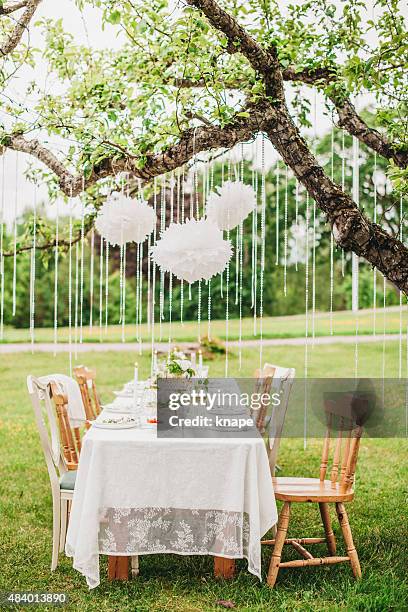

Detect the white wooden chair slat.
xmin=27 ymin=375 xmax=74 ymax=571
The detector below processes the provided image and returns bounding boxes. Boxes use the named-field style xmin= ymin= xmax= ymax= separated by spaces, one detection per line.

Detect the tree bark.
xmin=265 ymin=106 xmax=408 ymax=292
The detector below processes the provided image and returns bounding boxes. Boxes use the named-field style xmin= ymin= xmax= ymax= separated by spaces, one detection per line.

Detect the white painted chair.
xmin=254 ymin=364 xmax=295 ymax=476
xmin=27 ymin=375 xmax=76 ymax=571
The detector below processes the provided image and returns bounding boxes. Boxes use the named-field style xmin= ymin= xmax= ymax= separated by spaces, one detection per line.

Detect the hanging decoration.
xmin=283 ymin=165 xmax=288 ymax=296
xmin=79 ymin=198 xmax=85 ymax=344
xmin=352 ymin=135 xmax=360 ymax=377
xmin=373 ymin=152 xmax=377 ymax=335
xmin=151 ymin=178 xmax=157 ymax=370
xmin=304 ymin=192 xmax=310 ymax=449
xmin=95 ymin=191 xmax=156 ymax=246
xmin=275 ymin=159 xmax=280 ymax=266
xmin=0 ymin=156 xmax=4 ymax=340
xmin=205 ymin=180 xmax=256 ymax=231
xmin=352 ymin=136 xmax=360 ymax=312
xmin=74 ymin=241 xmax=79 ymax=357
xmin=311 ymin=198 xmax=316 ymax=342
xmin=89 ymin=228 xmax=94 ymax=330
xmin=341 ymin=129 xmax=346 ymax=277
xmin=68 ymin=192 xmax=73 ymax=373
xmin=98 ymin=235 xmax=104 ymax=342
xmin=294 ymin=180 xmax=299 ymax=272
xmin=151 ymin=218 xmax=232 ymax=284
xmin=259 ymin=135 xmax=266 ymax=369
xmin=252 ymin=166 xmax=258 ymax=335
xmin=329 ymin=125 xmax=335 ymax=335
xmin=399 ymin=195 xmax=403 ymax=378
xmin=12 ymin=154 xmax=18 ymax=317
xmin=180 ymin=169 xmax=185 ymax=324
xmin=29 ymin=180 xmax=37 ymax=351
xmin=159 ymin=175 xmax=166 ymax=340
xmin=53 ymin=201 xmax=59 ymax=355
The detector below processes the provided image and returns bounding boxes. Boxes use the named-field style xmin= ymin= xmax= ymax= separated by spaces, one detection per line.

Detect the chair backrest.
xmin=73 ymin=365 xmax=101 ymax=421
xmin=27 ymin=376 xmax=67 ymax=492
xmin=49 ymin=383 xmax=81 ymax=469
xmin=320 ymin=392 xmax=364 ymax=492
xmin=254 ymin=363 xmax=296 ymax=474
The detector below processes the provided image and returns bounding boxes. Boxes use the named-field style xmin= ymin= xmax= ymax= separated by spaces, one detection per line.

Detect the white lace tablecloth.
xmin=66 ymin=416 xmax=277 ymax=588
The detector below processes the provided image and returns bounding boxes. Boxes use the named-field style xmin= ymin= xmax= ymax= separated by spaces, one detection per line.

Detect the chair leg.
xmin=130 ymin=555 xmax=139 ymax=578
xmin=335 ymin=502 xmax=361 ymax=579
xmin=319 ymin=502 xmax=336 ymax=555
xmin=59 ymin=499 xmax=68 ymax=553
xmin=267 ymin=501 xmax=291 ymax=587
xmin=51 ymin=496 xmax=61 ymax=571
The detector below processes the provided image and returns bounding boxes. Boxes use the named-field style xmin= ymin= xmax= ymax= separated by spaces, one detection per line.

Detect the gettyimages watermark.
xmin=157 ymin=377 xmax=408 ymax=439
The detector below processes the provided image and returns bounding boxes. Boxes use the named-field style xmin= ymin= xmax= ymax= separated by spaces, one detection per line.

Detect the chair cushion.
xmin=60 ymin=470 xmax=77 ymax=491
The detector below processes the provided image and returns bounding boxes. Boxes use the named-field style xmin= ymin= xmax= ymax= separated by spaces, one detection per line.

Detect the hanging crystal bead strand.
xmin=12 ymin=154 xmax=18 ymax=317
xmin=259 ymin=134 xmax=266 ymax=369
xmin=53 ymin=201 xmax=59 ymax=356
xmin=352 ymin=136 xmax=360 ymax=378
xmin=253 ymin=167 xmax=258 ymax=336
xmin=79 ymin=196 xmax=85 ymax=344
xmin=294 ymin=179 xmax=299 ymax=272
xmin=283 ymin=165 xmax=288 ymax=296
xmin=138 ymin=241 xmax=143 ymax=354
xmin=341 ymin=129 xmax=346 ymax=277
xmin=89 ymin=228 xmax=94 ymax=330
xmin=207 ymin=163 xmax=214 ymax=341
xmin=312 ymin=198 xmax=316 ymax=343
xmin=399 ymin=195 xmax=403 ymax=378
xmin=151 ymin=177 xmax=158 ymax=371
xmin=29 ymin=179 xmax=37 ymax=352
xmin=105 ymin=236 xmax=109 ymax=333
xmin=159 ymin=175 xmax=165 ymax=340
xmin=0 ymin=156 xmax=5 ymax=340
xmin=74 ymin=241 xmax=79 ymax=359
xmin=169 ymin=172 xmax=174 ymax=347
xmin=373 ymin=152 xmax=377 ymax=335
xmin=275 ymin=158 xmax=280 ymax=266
xmin=329 ymin=124 xmax=335 ymax=335
xmin=304 ymin=193 xmax=310 ymax=449
xmin=180 ymin=168 xmax=185 ymax=324
xmin=98 ymin=235 xmax=104 ymax=342
xmin=68 ymin=191 xmax=73 ymax=373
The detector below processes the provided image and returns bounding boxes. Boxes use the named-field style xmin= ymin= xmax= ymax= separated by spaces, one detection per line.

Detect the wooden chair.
xmin=73 ymin=365 xmax=101 ymax=422
xmin=49 ymin=383 xmax=81 ymax=470
xmin=263 ymin=393 xmax=363 ymax=587
xmin=27 ymin=376 xmax=77 ymax=571
xmin=253 ymin=364 xmax=295 ymax=476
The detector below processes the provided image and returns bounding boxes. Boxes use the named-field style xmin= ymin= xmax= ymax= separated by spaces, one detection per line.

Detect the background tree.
xmin=0 ymin=0 xmax=407 ymax=293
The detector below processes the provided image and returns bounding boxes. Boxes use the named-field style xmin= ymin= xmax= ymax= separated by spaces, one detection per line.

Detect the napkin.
xmin=38 ymin=374 xmax=86 ymax=427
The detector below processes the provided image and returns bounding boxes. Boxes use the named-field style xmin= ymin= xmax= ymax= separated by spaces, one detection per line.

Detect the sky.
xmin=1 ymin=0 xmax=406 ymax=225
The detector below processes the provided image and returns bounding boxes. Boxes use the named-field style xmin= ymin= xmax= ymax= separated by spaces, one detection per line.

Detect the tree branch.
xmin=185 ymin=0 xmax=284 ymax=100
xmin=0 ymin=1 xmax=29 ymax=14
xmin=281 ymin=67 xmax=408 ymax=169
xmin=3 ymin=99 xmax=272 ymax=195
xmin=0 ymin=0 xmax=41 ymax=56
xmin=185 ymin=0 xmax=408 ymax=294
xmin=175 ymin=65 xmax=408 ymax=169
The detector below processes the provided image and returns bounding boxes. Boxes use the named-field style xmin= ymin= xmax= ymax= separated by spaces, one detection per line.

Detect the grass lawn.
xmin=1 ymin=305 xmax=407 ymax=344
xmin=0 ymin=338 xmax=407 ymax=611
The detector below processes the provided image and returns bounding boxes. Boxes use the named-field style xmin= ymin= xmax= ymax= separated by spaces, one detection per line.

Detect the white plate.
xmin=92 ymin=418 xmax=140 ymax=429
xmin=113 ymin=390 xmax=134 ymax=398
xmin=103 ymin=404 xmax=137 ymax=414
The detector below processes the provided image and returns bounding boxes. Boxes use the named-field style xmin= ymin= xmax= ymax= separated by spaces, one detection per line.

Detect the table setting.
xmin=65 ymin=350 xmax=278 ymax=588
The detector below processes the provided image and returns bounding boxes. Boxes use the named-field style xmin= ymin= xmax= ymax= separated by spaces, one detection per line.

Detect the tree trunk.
xmin=265 ymin=106 xmax=408 ymax=295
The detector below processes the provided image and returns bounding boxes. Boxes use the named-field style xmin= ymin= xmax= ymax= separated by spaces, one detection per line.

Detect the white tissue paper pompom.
xmin=206 ymin=180 xmax=256 ymax=231
xmin=150 ymin=218 xmax=233 ymax=283
xmin=95 ymin=191 xmax=156 ymax=246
